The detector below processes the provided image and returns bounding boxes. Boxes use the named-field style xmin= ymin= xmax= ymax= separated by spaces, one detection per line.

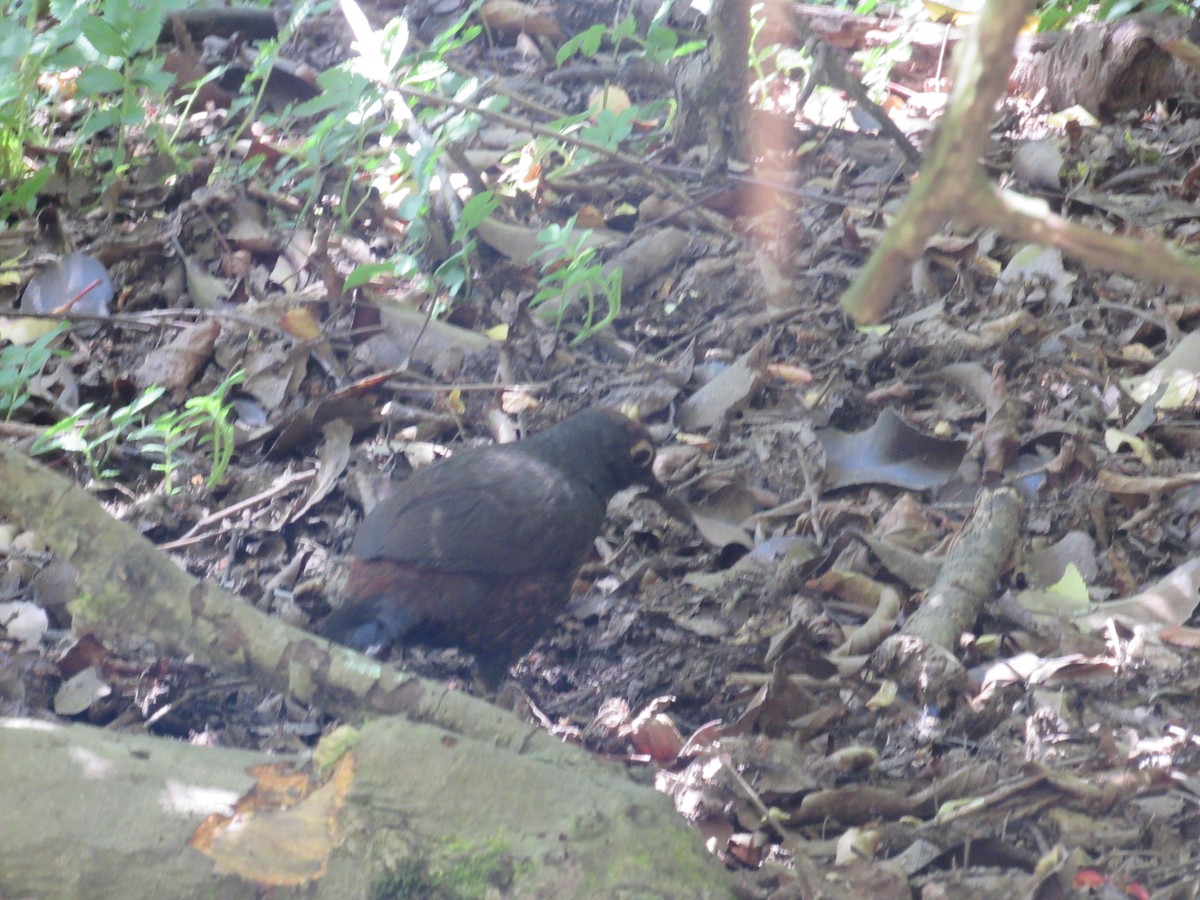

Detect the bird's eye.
xmin=630 ymin=440 xmax=655 ymax=468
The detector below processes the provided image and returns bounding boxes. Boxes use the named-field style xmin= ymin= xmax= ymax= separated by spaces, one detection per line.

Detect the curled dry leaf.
xmin=622 ymin=705 xmax=685 ymax=764
xmin=816 ymin=408 xmax=967 ymax=491
xmin=480 ymin=0 xmax=566 ymax=40
xmin=1027 ymin=531 xmax=1099 ymax=585
xmin=21 ymin=252 xmax=113 ymax=317
xmin=1121 ymin=330 xmax=1200 ymax=409
xmin=1075 ymin=556 xmax=1200 ymax=632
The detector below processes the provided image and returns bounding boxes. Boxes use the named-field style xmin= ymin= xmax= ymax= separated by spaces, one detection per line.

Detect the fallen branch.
xmin=870 ymin=486 xmax=1023 ymax=703
xmin=0 ymin=712 xmax=730 ymax=897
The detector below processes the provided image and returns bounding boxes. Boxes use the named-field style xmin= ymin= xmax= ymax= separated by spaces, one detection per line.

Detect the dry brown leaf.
xmin=134 ymin=319 xmax=222 ymax=391
xmin=189 ymin=754 xmax=355 ymax=887
xmin=479 ymin=0 xmax=565 ymax=40
xmin=281 ymin=307 xmax=322 ymax=341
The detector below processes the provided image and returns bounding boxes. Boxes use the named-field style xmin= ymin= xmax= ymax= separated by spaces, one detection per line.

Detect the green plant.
xmin=133 ymin=370 xmax=245 ymax=494
xmin=811 ymin=0 xmax=879 ymax=9
xmin=0 ymin=0 xmax=77 ymax=183
xmin=855 ymin=33 xmax=912 ymax=101
xmin=552 ymin=13 xmax=700 ymax=158
xmin=430 ymin=191 xmax=500 ymax=309
xmin=0 ymin=324 xmax=70 ymax=419
xmin=1037 ymin=0 xmax=1193 ymax=31
xmin=372 ymin=840 xmax=516 ymax=900
xmin=744 ymin=6 xmax=814 ymax=106
xmin=544 ymin=13 xmax=699 ymax=174
xmin=291 ymin=5 xmax=689 ymax=332
xmin=31 ymin=386 xmax=163 ymax=480
xmin=301 ymin=8 xmax=490 ymax=312
xmin=529 ymin=216 xmax=622 ymax=344
xmin=0 ymin=0 xmax=190 ymax=210
xmin=131 ymin=409 xmax=190 ymax=494
xmin=556 ymin=14 xmax=704 ymax=68
xmin=31 ymin=370 xmax=244 ymax=489
xmin=287 ymin=9 xmax=482 ymax=220
xmin=746 ymin=2 xmax=904 ymax=105
xmin=74 ymin=0 xmax=179 ymax=168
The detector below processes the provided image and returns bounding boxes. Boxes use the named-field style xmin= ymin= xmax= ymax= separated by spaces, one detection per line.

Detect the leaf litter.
xmin=5 ymin=3 xmax=1200 ymax=896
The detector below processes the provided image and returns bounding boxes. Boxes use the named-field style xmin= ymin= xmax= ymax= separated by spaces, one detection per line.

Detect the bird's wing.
xmin=350 ymin=448 xmax=606 ymax=576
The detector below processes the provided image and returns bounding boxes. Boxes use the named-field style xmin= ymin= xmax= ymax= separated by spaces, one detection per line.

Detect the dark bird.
xmin=321 ymin=408 xmax=659 ymax=685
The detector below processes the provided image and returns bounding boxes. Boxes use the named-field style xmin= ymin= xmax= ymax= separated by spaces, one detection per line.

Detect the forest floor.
xmin=5 ymin=2 xmax=1200 ymax=896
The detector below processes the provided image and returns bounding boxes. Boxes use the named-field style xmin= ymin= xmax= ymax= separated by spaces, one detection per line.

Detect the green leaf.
xmin=381 ymin=15 xmax=412 ymax=70
xmin=408 ymin=59 xmax=448 ymax=84
xmin=343 ymin=254 xmax=419 ymax=290
xmin=135 ymin=63 xmax=175 ymax=95
xmin=0 ymin=23 xmax=33 ymax=66
xmin=1098 ymin=0 xmax=1142 ymax=16
xmin=342 ymin=262 xmax=389 ymax=291
xmin=429 ymin=16 xmax=480 ymax=54
xmin=122 ymin=9 xmax=165 ymax=55
xmin=644 ymin=25 xmax=678 ymax=55
xmin=436 ymin=261 xmax=468 ymax=297
xmin=580 ymin=107 xmax=635 ymax=150
xmin=81 ymin=15 xmax=127 ymax=57
xmin=76 ymin=64 xmax=125 ymax=95
xmin=458 ymin=191 xmax=498 ymax=234
xmin=2 ymin=392 xmax=30 ymax=413
xmin=611 ymin=15 xmax=637 ymax=44
xmin=556 ymin=23 xmax=605 ymax=65
xmin=49 ymin=43 xmax=89 ymax=71
xmin=4 ymin=167 xmax=52 ymax=216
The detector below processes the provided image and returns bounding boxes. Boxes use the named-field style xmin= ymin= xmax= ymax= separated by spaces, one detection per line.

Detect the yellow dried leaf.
xmin=588 ymin=85 xmax=630 ymax=118
xmin=189 ymin=754 xmax=355 ymax=887
xmin=0 ymin=316 xmax=63 ymax=344
xmin=281 ymin=307 xmax=322 ymax=341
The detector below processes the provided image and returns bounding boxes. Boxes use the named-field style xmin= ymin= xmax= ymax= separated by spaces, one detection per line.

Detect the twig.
xmin=158 ymin=469 xmax=317 ymax=549
xmin=395 ymin=83 xmax=734 ymax=236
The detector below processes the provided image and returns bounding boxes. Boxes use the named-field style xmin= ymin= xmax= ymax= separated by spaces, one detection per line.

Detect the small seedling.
xmin=32 ymin=387 xmax=164 ymax=480
xmin=530 ymin=217 xmax=622 ymax=344
xmin=0 ymin=324 xmax=69 ymax=420
xmin=133 ymin=370 xmax=245 ymax=494
xmin=33 ymin=370 xmax=244 ymax=490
